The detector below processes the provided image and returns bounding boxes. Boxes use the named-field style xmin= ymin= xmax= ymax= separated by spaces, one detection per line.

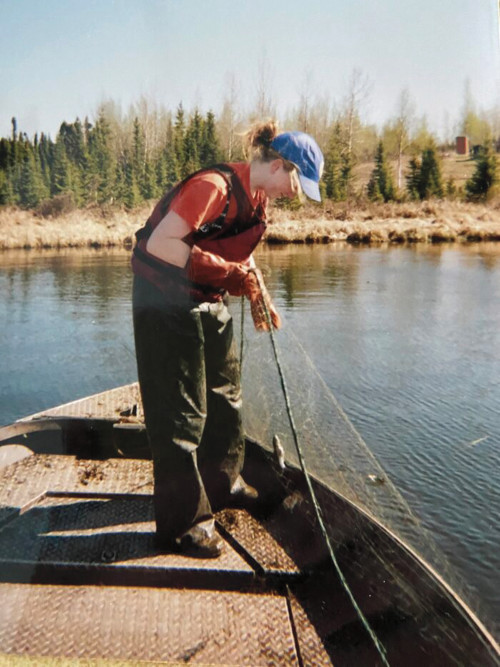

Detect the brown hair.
xmin=243 ymin=120 xmax=295 ymax=172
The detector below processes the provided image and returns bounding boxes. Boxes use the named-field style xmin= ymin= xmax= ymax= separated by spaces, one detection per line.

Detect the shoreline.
xmin=1 ymin=200 xmax=500 ymax=250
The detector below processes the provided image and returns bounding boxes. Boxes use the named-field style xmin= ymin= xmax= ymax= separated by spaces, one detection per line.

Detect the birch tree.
xmin=218 ymin=73 xmax=243 ymax=161
xmin=393 ymin=89 xmax=414 ymax=189
xmin=342 ymin=69 xmax=371 ymax=160
xmin=253 ymin=53 xmax=275 ymax=120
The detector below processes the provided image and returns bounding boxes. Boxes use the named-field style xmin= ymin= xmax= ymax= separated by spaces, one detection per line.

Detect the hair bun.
xmin=247 ymin=120 xmax=278 ymax=150
xmin=258 ymin=124 xmax=276 ymax=148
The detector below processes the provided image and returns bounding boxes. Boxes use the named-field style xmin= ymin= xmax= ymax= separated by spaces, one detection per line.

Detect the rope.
xmin=251 ymin=275 xmax=391 ymax=667
xmin=239 ymin=295 xmax=245 ymax=368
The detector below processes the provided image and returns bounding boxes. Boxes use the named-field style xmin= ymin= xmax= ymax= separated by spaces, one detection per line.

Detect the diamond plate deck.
xmin=0 ymin=583 xmax=299 ymax=665
xmin=26 ymin=383 xmax=143 ymax=421
xmin=0 ymin=455 xmax=154 ymax=528
xmin=288 ymin=590 xmax=333 ymax=666
xmin=0 ymin=389 xmax=334 ymax=664
xmin=0 ymin=493 xmax=255 ymax=588
xmin=217 ymin=509 xmax=300 ymax=576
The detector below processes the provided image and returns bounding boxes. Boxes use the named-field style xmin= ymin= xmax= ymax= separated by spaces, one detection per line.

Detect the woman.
xmin=132 ymin=121 xmax=323 ymax=557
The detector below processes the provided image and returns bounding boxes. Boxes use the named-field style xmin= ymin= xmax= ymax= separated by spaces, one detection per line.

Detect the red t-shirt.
xmin=169 ymin=162 xmax=267 ymax=230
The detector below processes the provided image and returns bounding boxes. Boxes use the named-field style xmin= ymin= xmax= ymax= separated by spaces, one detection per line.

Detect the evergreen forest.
xmin=1 ymin=95 xmax=499 ymax=213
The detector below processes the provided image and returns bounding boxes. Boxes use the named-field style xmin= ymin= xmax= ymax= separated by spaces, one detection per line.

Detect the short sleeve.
xmin=169 ymin=173 xmax=229 ymax=230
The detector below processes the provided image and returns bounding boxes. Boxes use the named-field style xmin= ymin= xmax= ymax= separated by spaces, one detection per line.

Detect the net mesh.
xmin=233 ymin=295 xmax=499 ymax=658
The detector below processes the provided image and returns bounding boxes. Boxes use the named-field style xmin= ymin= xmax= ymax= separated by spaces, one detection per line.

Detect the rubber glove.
xmin=243 ymin=270 xmax=282 ymax=332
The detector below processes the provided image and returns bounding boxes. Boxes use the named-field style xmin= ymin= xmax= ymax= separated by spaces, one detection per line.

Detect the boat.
xmin=0 ymin=383 xmax=498 ymax=665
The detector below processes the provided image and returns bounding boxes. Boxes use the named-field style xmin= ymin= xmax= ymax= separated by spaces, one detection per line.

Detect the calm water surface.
xmin=0 ymin=243 xmax=499 ymax=634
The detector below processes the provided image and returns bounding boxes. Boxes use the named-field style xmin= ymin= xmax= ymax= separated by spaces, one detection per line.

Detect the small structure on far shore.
xmin=456 ymin=136 xmax=470 ymax=155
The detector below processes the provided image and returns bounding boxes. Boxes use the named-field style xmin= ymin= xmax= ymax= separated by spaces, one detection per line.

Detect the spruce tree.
xmin=367 ymin=179 xmax=383 ymax=202
xmin=132 ymin=117 xmax=146 ymax=197
xmin=141 ymin=160 xmax=157 ymax=200
xmin=405 ymin=148 xmax=443 ymax=200
xmin=18 ymin=151 xmax=48 ymax=208
xmin=183 ymin=109 xmax=203 ymax=176
xmin=367 ymin=141 xmax=395 ymax=202
xmin=323 ymin=123 xmax=344 ymax=201
xmin=0 ymin=140 xmax=11 ymax=205
xmin=51 ymin=140 xmax=73 ymax=196
xmin=163 ymin=144 xmax=181 ymax=191
xmin=406 ymin=157 xmax=421 ymax=200
xmin=0 ymin=169 xmax=14 ymax=205
xmin=86 ymin=113 xmax=116 ymax=204
xmin=465 ymin=142 xmax=498 ymax=202
xmin=155 ymin=117 xmax=180 ymax=192
xmin=200 ymin=111 xmax=220 ymax=166
xmin=37 ymin=133 xmax=53 ymax=191
xmin=81 ymin=119 xmax=97 ymax=204
xmin=155 ymin=153 xmax=168 ymax=194
xmin=123 ymin=161 xmax=141 ymax=209
xmin=113 ymin=161 xmax=127 ymax=205
xmin=446 ymin=178 xmax=457 ymax=199
xmin=0 ymin=138 xmax=10 ymax=171
xmin=132 ymin=116 xmax=158 ymax=201
xmin=173 ymin=104 xmax=186 ymax=175
xmin=58 ymin=119 xmax=87 ymax=167
xmin=340 ymin=153 xmax=353 ymax=200
xmin=10 ymin=118 xmax=19 ymax=167
xmin=418 ymin=147 xmax=443 ymax=199
xmin=63 ymin=121 xmax=87 ymax=204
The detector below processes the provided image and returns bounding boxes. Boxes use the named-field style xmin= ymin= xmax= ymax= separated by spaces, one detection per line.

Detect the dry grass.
xmin=266 ymin=199 xmax=500 ymax=244
xmin=2 ymin=189 xmax=500 ymax=251
xmin=0 ymin=205 xmax=152 ymax=250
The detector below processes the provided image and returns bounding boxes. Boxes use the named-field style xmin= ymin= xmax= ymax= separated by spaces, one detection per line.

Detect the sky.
xmin=1 ymin=0 xmax=499 ymax=140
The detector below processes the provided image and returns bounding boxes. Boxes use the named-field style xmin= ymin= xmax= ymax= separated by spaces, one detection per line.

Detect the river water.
xmin=0 ymin=242 xmax=499 ymax=635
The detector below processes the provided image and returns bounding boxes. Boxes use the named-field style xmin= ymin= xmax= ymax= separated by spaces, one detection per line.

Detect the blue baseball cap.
xmin=270 ymin=131 xmax=324 ymax=201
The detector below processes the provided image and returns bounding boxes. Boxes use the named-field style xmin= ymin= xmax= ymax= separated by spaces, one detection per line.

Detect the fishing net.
xmin=232 ymin=291 xmax=499 ymax=662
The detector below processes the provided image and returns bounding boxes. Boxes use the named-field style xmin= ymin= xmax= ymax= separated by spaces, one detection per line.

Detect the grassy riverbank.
xmin=1 ymin=199 xmax=500 ymax=250
xmin=267 ymin=200 xmax=500 ymax=244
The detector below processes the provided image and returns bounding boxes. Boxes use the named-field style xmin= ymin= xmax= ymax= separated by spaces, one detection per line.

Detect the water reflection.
xmin=0 ymin=249 xmax=136 ymax=423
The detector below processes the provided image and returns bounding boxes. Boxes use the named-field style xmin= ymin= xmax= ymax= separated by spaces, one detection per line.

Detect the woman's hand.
xmin=243 ymin=270 xmax=282 ymax=332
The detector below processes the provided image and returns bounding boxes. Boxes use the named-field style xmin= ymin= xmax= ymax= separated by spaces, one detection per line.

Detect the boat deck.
xmin=0 ymin=387 xmax=331 ymax=665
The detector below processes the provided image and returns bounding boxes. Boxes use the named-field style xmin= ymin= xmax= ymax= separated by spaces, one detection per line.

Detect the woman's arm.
xmin=146 ymin=193 xmax=249 ymax=294
xmin=146 ymin=174 xmax=228 ymax=267
xmin=146 ymin=210 xmax=192 ymax=268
